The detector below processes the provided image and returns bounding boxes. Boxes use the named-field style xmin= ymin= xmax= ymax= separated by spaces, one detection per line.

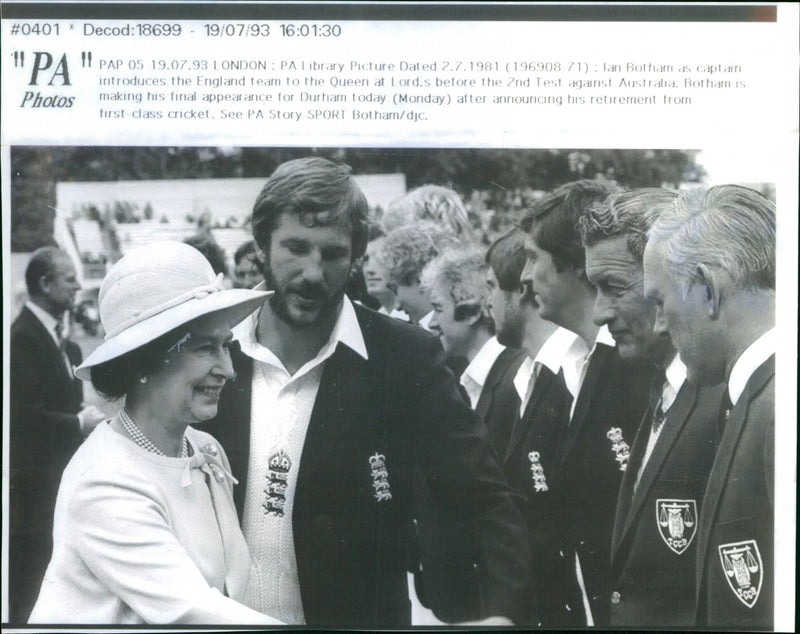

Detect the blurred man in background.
xmin=361 ymin=235 xmax=408 ymax=320
xmin=378 ymin=221 xmax=460 ymax=328
xmin=9 ymin=247 xmax=105 ymax=623
xmin=233 ymin=240 xmax=263 ymax=289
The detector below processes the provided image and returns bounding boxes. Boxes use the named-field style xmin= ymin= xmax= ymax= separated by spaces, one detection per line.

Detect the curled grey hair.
xmin=378 ymin=221 xmax=461 ymax=287
xmin=382 ymin=184 xmax=475 ymax=243
xmin=420 ymin=247 xmax=493 ymax=325
xmin=647 ymin=185 xmax=775 ymax=293
xmin=579 ymin=188 xmax=679 ymax=262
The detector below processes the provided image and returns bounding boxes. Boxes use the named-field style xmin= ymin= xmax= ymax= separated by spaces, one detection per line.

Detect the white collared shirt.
xmin=635 ymin=355 xmax=688 ymax=490
xmin=516 ymin=324 xmax=613 ymax=627
xmin=513 ymin=327 xmax=577 ymax=417
xmin=377 ymin=305 xmax=411 ymax=322
xmin=511 ymin=326 xmax=615 ymax=419
xmin=459 ymin=336 xmax=506 ymax=409
xmin=727 ymin=327 xmax=776 ymax=406
xmin=236 ymin=297 xmax=367 ymax=623
xmin=418 ymin=310 xmax=434 ymax=332
xmin=513 ymin=356 xmax=537 ymax=417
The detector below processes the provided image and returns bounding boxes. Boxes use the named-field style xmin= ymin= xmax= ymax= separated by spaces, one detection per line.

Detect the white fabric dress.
xmin=29 ymin=421 xmax=276 ymax=625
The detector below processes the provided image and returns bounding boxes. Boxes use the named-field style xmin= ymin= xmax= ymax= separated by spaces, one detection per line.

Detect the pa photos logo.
xmin=656 ymin=499 xmax=696 ymax=554
xmin=718 ymin=540 xmax=763 ymax=608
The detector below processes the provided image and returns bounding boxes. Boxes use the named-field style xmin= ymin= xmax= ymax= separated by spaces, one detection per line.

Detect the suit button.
xmin=610 ymin=591 xmax=621 ymax=605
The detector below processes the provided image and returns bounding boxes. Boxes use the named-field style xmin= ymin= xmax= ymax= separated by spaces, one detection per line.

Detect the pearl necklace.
xmin=119 ymin=407 xmax=189 ymax=458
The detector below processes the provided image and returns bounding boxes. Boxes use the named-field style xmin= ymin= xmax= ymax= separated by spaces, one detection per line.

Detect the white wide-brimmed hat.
xmin=75 ymin=241 xmax=270 ymax=380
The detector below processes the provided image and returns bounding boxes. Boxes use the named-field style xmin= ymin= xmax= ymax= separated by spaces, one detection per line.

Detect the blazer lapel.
xmin=558 ymin=344 xmax=612 ymax=466
xmin=694 ymin=356 xmax=775 ymax=603
xmin=611 ymin=404 xmax=652 ymax=560
xmin=23 ymin=307 xmax=74 ymax=385
xmin=615 ymin=383 xmax=698 ymax=559
xmin=297 ymin=343 xmax=367 ymax=486
xmin=475 ymin=348 xmax=513 ymax=421
xmin=504 ymin=367 xmax=555 ymax=465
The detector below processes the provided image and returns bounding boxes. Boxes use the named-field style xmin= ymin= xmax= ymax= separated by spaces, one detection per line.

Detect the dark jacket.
xmin=202 ymin=305 xmax=530 ymax=628
xmin=609 ymin=380 xmax=724 ymax=626
xmin=504 ymin=343 xmax=654 ymax=626
xmin=9 ymin=306 xmax=84 ymax=624
xmin=476 ymin=346 xmax=527 ymax=459
xmin=695 ymin=356 xmax=774 ymax=629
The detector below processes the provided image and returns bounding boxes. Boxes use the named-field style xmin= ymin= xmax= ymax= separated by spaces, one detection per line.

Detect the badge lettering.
xmin=718 ymin=540 xmax=763 ymax=608
xmin=656 ymin=499 xmax=697 ymax=554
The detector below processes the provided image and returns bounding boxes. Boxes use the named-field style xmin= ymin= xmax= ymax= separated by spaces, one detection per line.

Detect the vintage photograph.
xmin=5 ymin=146 xmax=778 ymax=628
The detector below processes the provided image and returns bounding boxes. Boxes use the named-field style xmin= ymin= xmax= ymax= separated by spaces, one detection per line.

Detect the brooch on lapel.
xmin=263 ymin=450 xmax=291 ymax=517
xmin=369 ymin=452 xmax=392 ymax=502
xmin=528 ymin=451 xmax=549 ymax=492
xmin=199 ymin=442 xmax=225 ymax=482
xmin=656 ymin=499 xmax=697 ymax=554
xmin=606 ymin=427 xmax=631 ymax=472
xmin=719 ymin=540 xmax=763 ymax=608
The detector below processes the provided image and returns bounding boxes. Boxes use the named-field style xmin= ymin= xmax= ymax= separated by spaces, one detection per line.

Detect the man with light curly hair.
xmin=421 ymin=248 xmax=526 ymax=450
xmin=382 ymin=184 xmax=476 ymax=245
xmin=377 ymin=221 xmax=460 ymax=327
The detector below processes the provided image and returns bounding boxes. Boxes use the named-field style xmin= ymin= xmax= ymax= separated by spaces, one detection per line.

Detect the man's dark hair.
xmin=486 ymin=228 xmax=526 ymax=292
xmin=183 ymin=234 xmax=228 ymax=277
xmin=234 ymin=240 xmax=259 ymax=267
xmin=252 ymin=157 xmax=370 ymax=260
xmin=25 ymin=246 xmax=63 ymax=297
xmin=522 ymin=179 xmax=621 ymax=272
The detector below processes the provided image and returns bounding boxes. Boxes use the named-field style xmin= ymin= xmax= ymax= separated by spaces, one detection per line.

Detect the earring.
xmin=139 ymin=376 xmax=148 ymax=384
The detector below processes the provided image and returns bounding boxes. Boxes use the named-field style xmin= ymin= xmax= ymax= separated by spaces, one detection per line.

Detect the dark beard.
xmin=497 ymin=319 xmax=525 ymax=349
xmin=520 ymin=282 xmax=539 ymax=309
xmin=264 ymin=267 xmax=346 ymax=329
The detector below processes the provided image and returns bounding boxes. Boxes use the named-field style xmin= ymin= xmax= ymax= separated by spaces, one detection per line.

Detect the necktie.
xmin=54 ymin=321 xmax=65 ymax=350
xmin=717 ymin=390 xmax=733 ymax=446
xmin=649 ymin=366 xmax=668 ymax=433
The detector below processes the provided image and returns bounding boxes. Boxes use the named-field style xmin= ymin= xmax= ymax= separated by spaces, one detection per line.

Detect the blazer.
xmin=202 ymin=305 xmax=530 ymax=628
xmin=695 ymin=356 xmax=774 ymax=629
xmin=609 ymin=381 xmax=724 ymax=626
xmin=504 ymin=344 xmax=655 ymax=626
xmin=9 ymin=306 xmax=85 ymax=624
xmin=414 ymin=345 xmax=526 ymax=616
xmin=503 ymin=364 xmax=577 ymax=626
xmin=475 ymin=347 xmax=527 ymax=459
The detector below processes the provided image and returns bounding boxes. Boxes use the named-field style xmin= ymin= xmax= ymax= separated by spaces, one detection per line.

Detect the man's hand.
xmin=78 ymin=405 xmax=107 ymax=435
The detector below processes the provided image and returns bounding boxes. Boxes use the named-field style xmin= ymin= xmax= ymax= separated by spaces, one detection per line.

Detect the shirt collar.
xmin=665 ymin=354 xmax=688 ymax=394
xmin=513 ymin=355 xmax=536 ymax=414
xmin=461 ymin=336 xmax=506 ymax=390
xmin=534 ymin=327 xmax=581 ymax=374
xmin=727 ymin=327 xmax=776 ymax=406
xmin=233 ymin=291 xmax=368 ymax=373
xmin=418 ymin=310 xmax=434 ymax=332
xmin=595 ymin=324 xmax=615 ymax=347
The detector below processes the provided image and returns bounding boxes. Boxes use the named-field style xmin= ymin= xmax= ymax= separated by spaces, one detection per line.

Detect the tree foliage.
xmin=10 ymin=146 xmax=702 ymax=251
